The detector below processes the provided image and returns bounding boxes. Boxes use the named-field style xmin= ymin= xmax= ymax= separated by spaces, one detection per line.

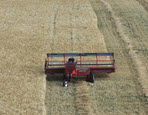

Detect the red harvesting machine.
xmin=44 ymin=53 xmax=115 ymax=87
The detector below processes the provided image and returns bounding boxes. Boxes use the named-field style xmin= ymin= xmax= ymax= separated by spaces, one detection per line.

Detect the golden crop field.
xmin=0 ymin=0 xmax=49 ymax=114
xmin=0 ymin=0 xmax=147 ymax=115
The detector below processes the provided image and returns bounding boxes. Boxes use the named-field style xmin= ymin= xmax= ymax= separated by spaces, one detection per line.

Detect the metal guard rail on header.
xmin=45 ymin=53 xmax=115 ymax=87
xmin=47 ymin=53 xmax=114 ymax=57
xmin=45 ymin=53 xmax=115 ymax=74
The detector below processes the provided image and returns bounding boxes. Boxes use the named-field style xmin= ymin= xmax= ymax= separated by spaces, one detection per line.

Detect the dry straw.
xmin=100 ymin=0 xmax=148 ymax=99
xmin=136 ymin=0 xmax=148 ymax=11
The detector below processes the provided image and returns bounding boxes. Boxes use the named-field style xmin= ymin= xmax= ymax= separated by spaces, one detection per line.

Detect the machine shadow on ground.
xmin=46 ymin=73 xmax=109 ymax=82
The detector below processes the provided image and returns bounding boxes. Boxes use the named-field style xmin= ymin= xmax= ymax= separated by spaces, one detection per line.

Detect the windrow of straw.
xmin=100 ymin=0 xmax=148 ymax=99
xmin=74 ymin=81 xmax=94 ymax=115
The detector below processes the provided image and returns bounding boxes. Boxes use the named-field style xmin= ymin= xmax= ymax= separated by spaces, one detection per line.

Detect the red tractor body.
xmin=45 ymin=53 xmax=115 ymax=86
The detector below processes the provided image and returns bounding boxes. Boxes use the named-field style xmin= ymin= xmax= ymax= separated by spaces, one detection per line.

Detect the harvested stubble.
xmin=99 ymin=0 xmax=148 ymax=99
xmin=104 ymin=0 xmax=148 ymax=98
xmin=90 ymin=0 xmax=148 ymax=114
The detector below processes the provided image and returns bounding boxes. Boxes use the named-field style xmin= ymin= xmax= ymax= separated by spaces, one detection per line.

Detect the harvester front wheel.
xmin=63 ymin=80 xmax=68 ymax=87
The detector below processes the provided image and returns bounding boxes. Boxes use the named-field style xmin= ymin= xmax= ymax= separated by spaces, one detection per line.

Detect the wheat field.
xmin=0 ymin=0 xmax=148 ymax=115
xmin=0 ymin=0 xmax=49 ymax=114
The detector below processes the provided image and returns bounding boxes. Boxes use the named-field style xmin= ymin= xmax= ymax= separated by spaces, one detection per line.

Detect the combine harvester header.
xmin=45 ymin=53 xmax=115 ymax=87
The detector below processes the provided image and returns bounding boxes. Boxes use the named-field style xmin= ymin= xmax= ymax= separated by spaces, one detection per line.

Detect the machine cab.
xmin=65 ymin=58 xmax=77 ymax=78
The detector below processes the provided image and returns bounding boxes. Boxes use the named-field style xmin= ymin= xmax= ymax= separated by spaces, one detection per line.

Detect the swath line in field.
xmin=100 ymin=0 xmax=148 ymax=99
xmin=74 ymin=81 xmax=94 ymax=115
xmin=71 ymin=1 xmax=95 ymax=114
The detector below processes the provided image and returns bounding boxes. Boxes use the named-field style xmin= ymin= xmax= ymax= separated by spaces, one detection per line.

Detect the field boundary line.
xmin=42 ymin=75 xmax=47 ymax=115
xmin=100 ymin=0 xmax=148 ymax=100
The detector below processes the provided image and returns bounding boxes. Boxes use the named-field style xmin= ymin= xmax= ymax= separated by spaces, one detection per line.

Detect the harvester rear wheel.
xmin=90 ymin=71 xmax=94 ymax=83
xmin=86 ymin=75 xmax=90 ymax=82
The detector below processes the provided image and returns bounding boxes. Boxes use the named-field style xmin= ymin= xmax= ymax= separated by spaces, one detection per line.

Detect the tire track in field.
xmin=50 ymin=0 xmax=61 ymax=53
xmin=70 ymin=13 xmax=74 ymax=52
xmin=100 ymin=0 xmax=148 ymax=98
xmin=50 ymin=9 xmax=58 ymax=53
